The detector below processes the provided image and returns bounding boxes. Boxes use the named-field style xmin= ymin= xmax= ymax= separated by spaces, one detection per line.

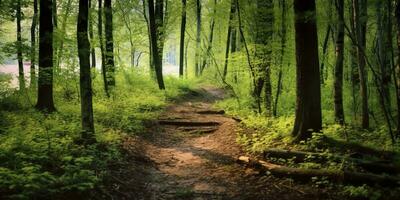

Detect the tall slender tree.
xmin=98 ymin=0 xmax=109 ymax=96
xmin=273 ymin=0 xmax=287 ymax=117
xmin=195 ymin=0 xmax=201 ymax=77
xmin=36 ymin=0 xmax=56 ymax=112
xmin=89 ymin=0 xmax=96 ymax=68
xmin=353 ymin=0 xmax=369 ymax=129
xmin=77 ymin=0 xmax=95 ymax=143
xmin=292 ymin=0 xmax=322 ymax=142
xmin=179 ymin=0 xmax=186 ymax=77
xmin=148 ymin=0 xmax=165 ymax=89
xmin=395 ymin=0 xmax=400 ymax=138
xmin=16 ymin=0 xmax=25 ymax=90
xmin=222 ymin=0 xmax=236 ymax=81
xmin=104 ymin=0 xmax=115 ymax=88
xmin=334 ymin=0 xmax=345 ymax=125
xmin=252 ymin=0 xmax=274 ymax=116
xmin=200 ymin=0 xmax=217 ymax=74
xmin=30 ymin=0 xmax=38 ymax=87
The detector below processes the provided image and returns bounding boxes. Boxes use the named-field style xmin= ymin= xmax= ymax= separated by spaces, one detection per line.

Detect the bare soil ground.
xmin=99 ymin=86 xmax=345 ymax=200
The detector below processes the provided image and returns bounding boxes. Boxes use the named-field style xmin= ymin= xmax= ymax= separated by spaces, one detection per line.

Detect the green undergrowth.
xmin=215 ymin=96 xmax=400 ymax=199
xmin=0 ymin=68 xmax=197 ymax=199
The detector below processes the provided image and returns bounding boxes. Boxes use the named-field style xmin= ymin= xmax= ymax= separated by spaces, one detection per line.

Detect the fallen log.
xmin=320 ymin=136 xmax=398 ymax=160
xmin=178 ymin=127 xmax=219 ymax=134
xmin=263 ymin=148 xmax=400 ymax=174
xmin=237 ymin=156 xmax=400 ymax=186
xmin=158 ymin=120 xmax=220 ymax=127
xmin=196 ymin=110 xmax=225 ymax=115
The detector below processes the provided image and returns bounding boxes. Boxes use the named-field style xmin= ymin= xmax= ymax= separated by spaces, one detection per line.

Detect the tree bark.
xmin=334 ymin=0 xmax=345 ymax=125
xmin=148 ymin=0 xmax=165 ymax=89
xmin=104 ymin=0 xmax=115 ymax=88
xmin=98 ymin=0 xmax=109 ymax=97
xmin=55 ymin=0 xmax=73 ymax=69
xmin=200 ymin=0 xmax=216 ymax=75
xmin=195 ymin=0 xmax=201 ymax=77
xmin=179 ymin=0 xmax=186 ymax=77
xmin=222 ymin=0 xmax=236 ymax=81
xmin=77 ymin=0 xmax=95 ymax=143
xmin=36 ymin=0 xmax=56 ymax=112
xmin=273 ymin=0 xmax=287 ymax=117
xmin=30 ymin=0 xmax=38 ymax=87
xmin=16 ymin=0 xmax=25 ymax=90
xmin=353 ymin=0 xmax=369 ymax=129
xmin=396 ymin=1 xmax=400 ymax=138
xmin=292 ymin=0 xmax=322 ymax=142
xmin=89 ymin=0 xmax=96 ymax=68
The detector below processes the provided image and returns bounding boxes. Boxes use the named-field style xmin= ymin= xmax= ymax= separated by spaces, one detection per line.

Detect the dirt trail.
xmin=106 ymin=86 xmax=340 ymax=200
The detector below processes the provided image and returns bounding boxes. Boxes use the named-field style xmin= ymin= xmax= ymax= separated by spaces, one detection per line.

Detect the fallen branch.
xmin=263 ymin=148 xmax=400 ymax=174
xmin=237 ymin=156 xmax=400 ymax=186
xmin=158 ymin=120 xmax=220 ymax=127
xmin=196 ymin=110 xmax=225 ymax=115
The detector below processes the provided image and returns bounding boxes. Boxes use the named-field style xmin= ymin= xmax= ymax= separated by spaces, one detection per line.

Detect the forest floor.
xmin=100 ymin=86 xmax=345 ymax=200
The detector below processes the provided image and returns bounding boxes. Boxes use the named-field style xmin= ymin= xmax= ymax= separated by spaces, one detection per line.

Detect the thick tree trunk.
xmin=195 ymin=0 xmax=201 ymax=77
xmin=98 ymin=0 xmax=109 ymax=97
xmin=292 ymin=0 xmax=322 ymax=142
xmin=273 ymin=0 xmax=287 ymax=117
xmin=77 ymin=0 xmax=95 ymax=143
xmin=16 ymin=0 xmax=25 ymax=90
xmin=148 ymin=0 xmax=165 ymax=89
xmin=222 ymin=0 xmax=236 ymax=81
xmin=89 ymin=0 xmax=96 ymax=68
xmin=142 ymin=0 xmax=154 ymax=78
xmin=104 ymin=0 xmax=115 ymax=88
xmin=179 ymin=0 xmax=186 ymax=77
xmin=30 ymin=0 xmax=38 ymax=87
xmin=36 ymin=0 xmax=56 ymax=112
xmin=353 ymin=0 xmax=369 ymax=129
xmin=334 ymin=0 xmax=345 ymax=125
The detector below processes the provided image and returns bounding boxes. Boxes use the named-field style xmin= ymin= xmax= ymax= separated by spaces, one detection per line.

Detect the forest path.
xmin=110 ymin=86 xmax=336 ymax=200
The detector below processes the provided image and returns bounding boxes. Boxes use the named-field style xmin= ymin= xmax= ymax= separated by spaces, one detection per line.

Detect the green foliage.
xmin=0 ymin=69 xmax=193 ymax=198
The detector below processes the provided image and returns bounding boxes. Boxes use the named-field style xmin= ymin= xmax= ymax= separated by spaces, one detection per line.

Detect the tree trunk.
xmin=89 ymin=0 xmax=96 ymax=68
xmin=179 ymin=0 xmax=186 ymax=77
xmin=222 ymin=0 xmax=236 ymax=81
xmin=396 ymin=1 xmax=400 ymax=138
xmin=376 ymin=0 xmax=392 ymax=110
xmin=142 ymin=0 xmax=154 ymax=78
xmin=30 ymin=0 xmax=38 ymax=87
xmin=292 ymin=0 xmax=322 ymax=142
xmin=104 ymin=0 xmax=115 ymax=88
xmin=200 ymin=0 xmax=217 ymax=75
xmin=16 ymin=0 xmax=25 ymax=90
xmin=320 ymin=26 xmax=331 ymax=85
xmin=273 ymin=0 xmax=287 ymax=117
xmin=36 ymin=0 xmax=56 ymax=112
xmin=334 ymin=0 xmax=345 ymax=125
xmin=55 ymin=0 xmax=73 ymax=69
xmin=353 ymin=0 xmax=369 ymax=129
xmin=53 ymin=0 xmax=57 ymax=28
xmin=77 ymin=0 xmax=95 ymax=143
xmin=98 ymin=0 xmax=109 ymax=97
xmin=195 ymin=0 xmax=201 ymax=77
xmin=148 ymin=0 xmax=165 ymax=89
xmin=253 ymin=0 xmax=273 ymax=116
